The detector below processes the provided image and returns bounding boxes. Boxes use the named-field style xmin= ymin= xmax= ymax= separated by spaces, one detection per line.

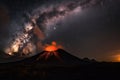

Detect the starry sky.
xmin=0 ymin=0 xmax=120 ymax=62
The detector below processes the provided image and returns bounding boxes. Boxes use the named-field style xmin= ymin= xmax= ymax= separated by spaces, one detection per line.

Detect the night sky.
xmin=0 ymin=0 xmax=120 ymax=62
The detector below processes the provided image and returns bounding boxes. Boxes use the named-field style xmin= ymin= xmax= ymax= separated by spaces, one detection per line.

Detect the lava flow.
xmin=37 ymin=41 xmax=62 ymax=60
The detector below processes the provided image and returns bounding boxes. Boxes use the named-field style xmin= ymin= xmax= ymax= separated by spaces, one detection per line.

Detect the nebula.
xmin=4 ymin=0 xmax=103 ymax=56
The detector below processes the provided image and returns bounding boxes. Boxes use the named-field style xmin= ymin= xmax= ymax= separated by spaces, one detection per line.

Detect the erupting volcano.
xmin=20 ymin=42 xmax=82 ymax=65
xmin=37 ymin=41 xmax=62 ymax=61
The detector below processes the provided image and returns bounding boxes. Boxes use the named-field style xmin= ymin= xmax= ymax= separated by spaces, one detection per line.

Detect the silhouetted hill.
xmin=19 ymin=49 xmax=87 ymax=65
xmin=0 ymin=49 xmax=98 ymax=66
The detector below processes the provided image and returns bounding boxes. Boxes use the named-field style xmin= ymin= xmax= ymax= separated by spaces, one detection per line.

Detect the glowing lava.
xmin=44 ymin=41 xmax=58 ymax=52
xmin=37 ymin=41 xmax=62 ymax=61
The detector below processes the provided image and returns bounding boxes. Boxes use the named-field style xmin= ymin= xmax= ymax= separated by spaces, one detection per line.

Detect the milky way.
xmin=4 ymin=0 xmax=103 ymax=56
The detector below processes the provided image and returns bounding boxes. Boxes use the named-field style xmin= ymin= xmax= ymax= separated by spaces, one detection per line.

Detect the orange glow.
xmin=113 ymin=54 xmax=120 ymax=62
xmin=36 ymin=41 xmax=63 ymax=61
xmin=45 ymin=46 xmax=57 ymax=52
xmin=44 ymin=41 xmax=61 ymax=52
xmin=110 ymin=50 xmax=120 ymax=62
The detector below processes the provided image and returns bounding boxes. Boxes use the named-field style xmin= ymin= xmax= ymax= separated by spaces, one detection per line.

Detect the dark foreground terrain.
xmin=0 ymin=62 xmax=120 ymax=80
xmin=0 ymin=49 xmax=120 ymax=80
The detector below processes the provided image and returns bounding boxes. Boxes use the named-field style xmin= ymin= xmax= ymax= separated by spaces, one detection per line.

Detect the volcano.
xmin=20 ymin=49 xmax=84 ymax=65
xmin=0 ymin=49 xmax=97 ymax=80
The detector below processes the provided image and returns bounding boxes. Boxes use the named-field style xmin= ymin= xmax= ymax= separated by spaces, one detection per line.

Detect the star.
xmin=53 ymin=26 xmax=56 ymax=30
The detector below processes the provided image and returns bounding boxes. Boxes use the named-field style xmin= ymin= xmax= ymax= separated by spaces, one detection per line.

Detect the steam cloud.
xmin=4 ymin=0 xmax=103 ymax=56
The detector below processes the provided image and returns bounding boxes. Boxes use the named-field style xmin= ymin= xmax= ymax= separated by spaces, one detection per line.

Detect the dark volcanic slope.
xmin=19 ymin=49 xmax=83 ymax=65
